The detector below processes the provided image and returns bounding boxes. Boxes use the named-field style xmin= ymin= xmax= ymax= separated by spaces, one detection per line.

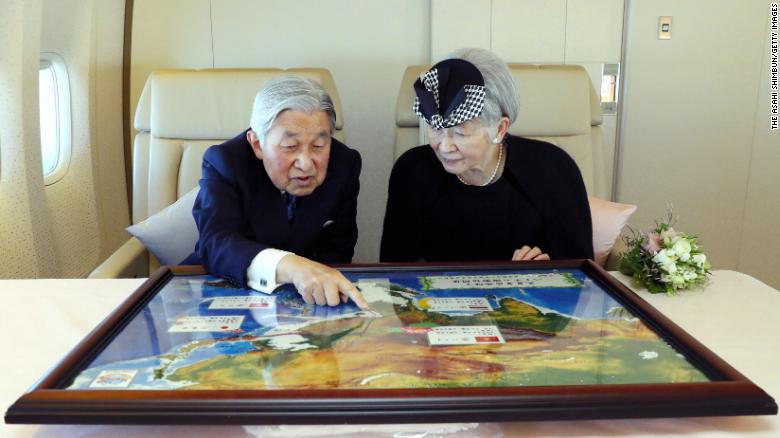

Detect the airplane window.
xmin=39 ymin=64 xmax=58 ymax=175
xmin=39 ymin=53 xmax=71 ymax=185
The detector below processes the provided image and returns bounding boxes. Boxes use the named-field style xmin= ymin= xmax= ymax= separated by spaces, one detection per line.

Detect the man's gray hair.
xmin=442 ymin=48 xmax=519 ymax=131
xmin=249 ymin=76 xmax=337 ymax=142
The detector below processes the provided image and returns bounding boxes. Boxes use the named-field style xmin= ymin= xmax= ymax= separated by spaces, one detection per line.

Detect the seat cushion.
xmin=126 ymin=187 xmax=200 ymax=265
xmin=589 ymin=196 xmax=637 ymax=267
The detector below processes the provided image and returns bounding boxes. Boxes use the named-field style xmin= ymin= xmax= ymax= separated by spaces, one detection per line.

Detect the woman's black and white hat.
xmin=412 ymin=59 xmax=486 ymax=130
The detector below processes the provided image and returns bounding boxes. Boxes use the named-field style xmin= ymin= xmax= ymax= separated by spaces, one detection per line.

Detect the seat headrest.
xmin=507 ymin=64 xmax=591 ymax=136
xmin=135 ymin=68 xmax=344 ymax=139
xmin=395 ymin=65 xmax=430 ymax=128
xmin=395 ymin=64 xmax=602 ymax=133
xmin=134 ymin=78 xmax=153 ymax=132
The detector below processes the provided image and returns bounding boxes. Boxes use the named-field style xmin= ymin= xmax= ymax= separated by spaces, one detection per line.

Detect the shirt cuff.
xmin=246 ymin=248 xmax=294 ymax=294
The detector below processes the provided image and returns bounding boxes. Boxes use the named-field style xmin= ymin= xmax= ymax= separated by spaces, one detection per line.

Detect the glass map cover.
xmin=67 ymin=268 xmax=709 ymax=391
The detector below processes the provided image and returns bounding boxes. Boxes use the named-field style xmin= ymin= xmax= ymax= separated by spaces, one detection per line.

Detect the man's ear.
xmin=247 ymin=130 xmax=263 ymax=160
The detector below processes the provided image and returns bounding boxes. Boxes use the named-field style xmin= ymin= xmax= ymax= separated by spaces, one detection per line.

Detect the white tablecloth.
xmin=1 ymin=271 xmax=778 ymax=437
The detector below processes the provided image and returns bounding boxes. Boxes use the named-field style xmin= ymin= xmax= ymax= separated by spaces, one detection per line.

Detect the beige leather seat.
xmin=89 ymin=68 xmax=345 ymax=278
xmin=394 ymin=64 xmax=608 ymax=199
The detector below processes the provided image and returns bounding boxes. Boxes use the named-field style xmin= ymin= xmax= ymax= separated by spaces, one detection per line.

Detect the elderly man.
xmin=183 ymin=76 xmax=368 ymax=309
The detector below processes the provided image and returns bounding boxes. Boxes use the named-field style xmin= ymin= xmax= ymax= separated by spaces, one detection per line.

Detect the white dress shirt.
xmin=246 ymin=248 xmax=293 ymax=293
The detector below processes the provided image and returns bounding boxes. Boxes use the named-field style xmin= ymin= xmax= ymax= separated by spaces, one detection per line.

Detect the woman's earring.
xmin=492 ymin=137 xmax=500 ymax=144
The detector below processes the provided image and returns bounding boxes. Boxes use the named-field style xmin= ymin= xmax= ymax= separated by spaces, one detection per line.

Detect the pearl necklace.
xmin=456 ymin=143 xmax=504 ymax=187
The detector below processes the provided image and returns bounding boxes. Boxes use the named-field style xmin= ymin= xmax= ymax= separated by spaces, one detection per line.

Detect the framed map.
xmin=5 ymin=260 xmax=777 ymax=424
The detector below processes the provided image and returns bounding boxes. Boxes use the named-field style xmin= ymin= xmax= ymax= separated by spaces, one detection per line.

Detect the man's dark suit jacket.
xmin=182 ymin=130 xmax=361 ymax=288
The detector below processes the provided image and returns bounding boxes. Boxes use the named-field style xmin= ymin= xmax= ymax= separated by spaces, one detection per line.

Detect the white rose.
xmin=682 ymin=270 xmax=697 ymax=281
xmin=653 ymin=251 xmax=677 ymax=273
xmin=653 ymin=251 xmax=671 ymax=265
xmin=692 ymin=254 xmax=707 ymax=267
xmin=672 ymin=239 xmax=692 ymax=258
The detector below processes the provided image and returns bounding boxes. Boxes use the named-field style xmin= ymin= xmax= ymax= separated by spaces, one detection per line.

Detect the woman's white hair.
xmin=442 ymin=48 xmax=519 ymax=133
xmin=249 ymin=76 xmax=336 ymax=143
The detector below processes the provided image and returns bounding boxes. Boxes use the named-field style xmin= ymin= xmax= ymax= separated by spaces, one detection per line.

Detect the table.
xmin=1 ymin=271 xmax=778 ymax=437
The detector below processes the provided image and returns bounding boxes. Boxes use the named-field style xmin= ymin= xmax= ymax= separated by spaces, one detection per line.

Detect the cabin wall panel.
xmin=92 ymin=0 xmax=130 ymax=263
xmin=617 ymin=1 xmax=768 ymax=277
xmin=430 ymin=0 xmax=491 ymax=61
xmin=491 ymin=0 xmax=567 ymax=63
xmin=565 ymin=0 xmax=623 ymax=63
xmin=0 ymin=0 xmax=59 ymax=278
xmin=737 ymin=12 xmax=780 ymax=288
xmin=433 ymin=0 xmax=623 ymax=65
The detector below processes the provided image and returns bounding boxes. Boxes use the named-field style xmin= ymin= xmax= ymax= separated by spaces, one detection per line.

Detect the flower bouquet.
xmin=618 ymin=211 xmax=711 ymax=295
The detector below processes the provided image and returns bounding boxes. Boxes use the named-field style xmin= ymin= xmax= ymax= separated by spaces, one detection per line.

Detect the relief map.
xmin=67 ymin=268 xmax=709 ymax=390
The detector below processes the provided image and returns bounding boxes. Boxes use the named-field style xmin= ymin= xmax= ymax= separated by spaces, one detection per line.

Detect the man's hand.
xmin=276 ymin=255 xmax=369 ymax=309
xmin=512 ymin=245 xmax=551 ymax=261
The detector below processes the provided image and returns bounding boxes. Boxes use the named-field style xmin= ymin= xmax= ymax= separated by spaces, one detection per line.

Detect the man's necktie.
xmin=282 ymin=192 xmax=296 ymax=222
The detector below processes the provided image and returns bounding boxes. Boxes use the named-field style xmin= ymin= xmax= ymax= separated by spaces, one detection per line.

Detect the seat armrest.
xmin=88 ymin=237 xmax=150 ymax=278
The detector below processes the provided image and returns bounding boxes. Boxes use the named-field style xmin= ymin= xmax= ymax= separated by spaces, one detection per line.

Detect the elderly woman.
xmin=380 ymin=49 xmax=593 ymax=262
xmin=184 ymin=76 xmax=368 ymax=309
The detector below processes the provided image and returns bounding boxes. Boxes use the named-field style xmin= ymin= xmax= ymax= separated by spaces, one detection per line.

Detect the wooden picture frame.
xmin=5 ymin=260 xmax=777 ymax=425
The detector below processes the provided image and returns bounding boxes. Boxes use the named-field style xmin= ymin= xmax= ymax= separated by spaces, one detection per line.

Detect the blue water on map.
xmin=214 ymin=341 xmax=256 ymax=355
xmin=345 ymin=268 xmax=618 ymax=320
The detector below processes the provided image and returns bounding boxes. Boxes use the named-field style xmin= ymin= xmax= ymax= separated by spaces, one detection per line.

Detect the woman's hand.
xmin=512 ymin=245 xmax=550 ymax=261
xmin=276 ymin=255 xmax=370 ymax=309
